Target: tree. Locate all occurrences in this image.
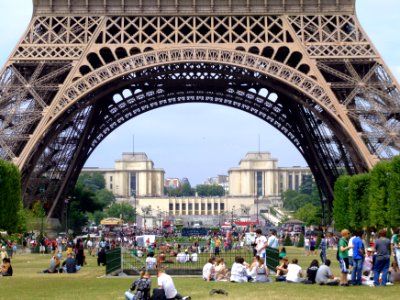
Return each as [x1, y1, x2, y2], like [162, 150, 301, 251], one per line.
[295, 203, 321, 226]
[333, 175, 351, 230]
[368, 160, 391, 230]
[283, 234, 293, 246]
[348, 173, 370, 231]
[77, 173, 105, 192]
[196, 184, 225, 196]
[0, 160, 23, 233]
[68, 201, 88, 235]
[282, 190, 309, 211]
[107, 202, 136, 223]
[94, 189, 115, 208]
[297, 233, 305, 247]
[388, 156, 400, 228]
[87, 210, 107, 225]
[181, 182, 195, 196]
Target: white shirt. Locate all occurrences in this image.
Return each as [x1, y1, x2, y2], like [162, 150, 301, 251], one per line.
[176, 252, 186, 263]
[255, 235, 268, 255]
[230, 263, 248, 282]
[146, 257, 157, 269]
[158, 273, 177, 299]
[286, 263, 303, 282]
[191, 253, 198, 262]
[267, 235, 279, 249]
[202, 262, 215, 281]
[348, 236, 355, 257]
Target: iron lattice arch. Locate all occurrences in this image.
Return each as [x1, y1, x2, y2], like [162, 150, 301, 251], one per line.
[0, 0, 399, 220]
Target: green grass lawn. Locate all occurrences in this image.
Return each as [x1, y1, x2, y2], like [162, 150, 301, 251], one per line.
[1, 247, 399, 299]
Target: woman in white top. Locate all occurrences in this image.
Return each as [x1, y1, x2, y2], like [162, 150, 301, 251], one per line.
[230, 256, 249, 282]
[247, 256, 260, 282]
[215, 257, 230, 281]
[202, 257, 216, 281]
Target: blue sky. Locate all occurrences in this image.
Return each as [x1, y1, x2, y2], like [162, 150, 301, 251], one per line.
[0, 1, 399, 185]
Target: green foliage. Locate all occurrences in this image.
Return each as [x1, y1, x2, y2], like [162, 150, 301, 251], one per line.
[282, 181, 320, 212]
[294, 203, 321, 226]
[332, 175, 351, 231]
[282, 190, 309, 211]
[165, 182, 195, 197]
[388, 156, 400, 228]
[348, 173, 370, 230]
[88, 210, 107, 225]
[68, 201, 88, 235]
[94, 189, 116, 207]
[77, 173, 105, 192]
[297, 233, 304, 247]
[73, 184, 101, 213]
[106, 202, 136, 223]
[368, 160, 391, 229]
[196, 184, 225, 196]
[0, 160, 23, 233]
[283, 234, 293, 246]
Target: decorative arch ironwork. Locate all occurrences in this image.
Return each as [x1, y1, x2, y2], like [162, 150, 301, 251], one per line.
[20, 55, 368, 219]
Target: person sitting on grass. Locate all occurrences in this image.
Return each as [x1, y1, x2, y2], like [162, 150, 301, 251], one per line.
[230, 256, 249, 283]
[42, 254, 61, 273]
[304, 259, 319, 284]
[286, 258, 304, 283]
[155, 268, 191, 300]
[62, 252, 80, 273]
[315, 259, 339, 286]
[125, 270, 151, 300]
[275, 257, 289, 281]
[202, 256, 216, 281]
[389, 261, 400, 284]
[0, 257, 13, 276]
[146, 252, 157, 270]
[279, 247, 287, 259]
[254, 258, 271, 283]
[215, 257, 230, 281]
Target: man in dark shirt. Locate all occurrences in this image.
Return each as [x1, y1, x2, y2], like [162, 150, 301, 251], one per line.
[374, 229, 391, 286]
[62, 253, 79, 273]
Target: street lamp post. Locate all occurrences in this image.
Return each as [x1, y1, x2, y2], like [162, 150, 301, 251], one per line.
[231, 205, 235, 228]
[65, 197, 70, 236]
[131, 191, 136, 224]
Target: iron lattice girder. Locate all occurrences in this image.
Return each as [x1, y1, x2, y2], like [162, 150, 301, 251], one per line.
[33, 0, 356, 16]
[25, 62, 359, 218]
[0, 0, 398, 220]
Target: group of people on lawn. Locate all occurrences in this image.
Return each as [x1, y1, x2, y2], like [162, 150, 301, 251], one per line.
[200, 227, 400, 287]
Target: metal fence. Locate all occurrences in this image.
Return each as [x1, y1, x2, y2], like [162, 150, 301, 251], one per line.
[121, 245, 279, 276]
[106, 247, 122, 275]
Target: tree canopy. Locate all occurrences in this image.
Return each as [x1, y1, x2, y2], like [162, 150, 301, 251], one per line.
[0, 160, 23, 233]
[333, 155, 400, 231]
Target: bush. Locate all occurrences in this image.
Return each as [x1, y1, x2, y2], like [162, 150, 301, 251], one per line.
[283, 235, 293, 246]
[297, 233, 304, 248]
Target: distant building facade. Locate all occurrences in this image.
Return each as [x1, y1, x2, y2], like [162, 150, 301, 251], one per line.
[82, 152, 164, 198]
[82, 151, 312, 227]
[228, 152, 312, 198]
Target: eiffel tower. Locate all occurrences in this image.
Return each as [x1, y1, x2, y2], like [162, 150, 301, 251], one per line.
[0, 0, 399, 221]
